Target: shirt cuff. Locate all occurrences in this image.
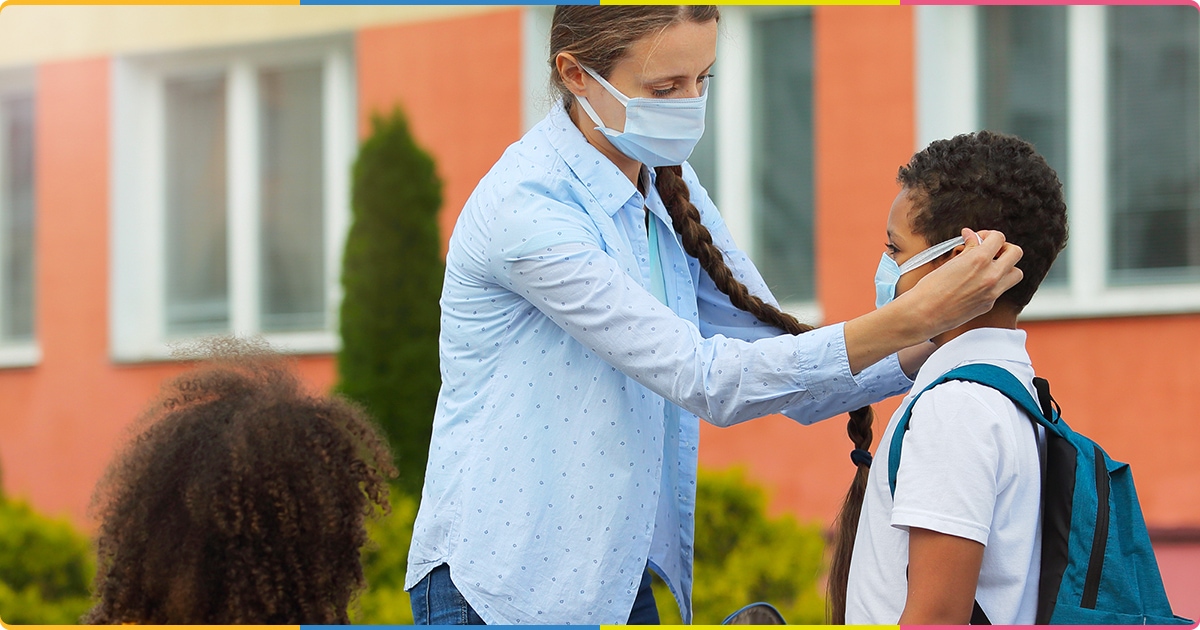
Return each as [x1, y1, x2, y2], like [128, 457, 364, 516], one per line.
[855, 351, 915, 400]
[793, 322, 860, 402]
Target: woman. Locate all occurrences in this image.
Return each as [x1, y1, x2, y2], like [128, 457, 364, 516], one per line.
[405, 6, 1023, 625]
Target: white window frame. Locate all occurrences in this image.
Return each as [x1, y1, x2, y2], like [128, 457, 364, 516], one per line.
[110, 36, 356, 362]
[917, 5, 1200, 320]
[712, 6, 822, 324]
[520, 6, 821, 324]
[0, 67, 39, 368]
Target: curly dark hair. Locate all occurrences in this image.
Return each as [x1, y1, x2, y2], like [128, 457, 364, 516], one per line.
[84, 340, 397, 625]
[897, 130, 1069, 310]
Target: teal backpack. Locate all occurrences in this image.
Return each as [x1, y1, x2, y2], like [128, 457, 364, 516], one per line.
[887, 363, 1192, 625]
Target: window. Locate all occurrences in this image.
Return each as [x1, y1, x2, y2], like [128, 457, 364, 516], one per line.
[0, 72, 37, 368]
[1107, 6, 1200, 285]
[750, 11, 815, 305]
[978, 6, 1070, 286]
[690, 7, 819, 320]
[112, 37, 355, 361]
[520, 7, 818, 321]
[919, 5, 1200, 319]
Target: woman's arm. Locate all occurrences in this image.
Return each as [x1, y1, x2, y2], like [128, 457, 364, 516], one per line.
[899, 528, 985, 625]
[844, 228, 1023, 374]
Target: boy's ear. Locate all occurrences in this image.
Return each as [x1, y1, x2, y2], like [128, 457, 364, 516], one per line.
[930, 245, 966, 270]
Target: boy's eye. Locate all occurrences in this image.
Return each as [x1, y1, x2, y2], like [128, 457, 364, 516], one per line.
[885, 242, 899, 256]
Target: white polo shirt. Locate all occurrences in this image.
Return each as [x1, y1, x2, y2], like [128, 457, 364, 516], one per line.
[845, 327, 1045, 624]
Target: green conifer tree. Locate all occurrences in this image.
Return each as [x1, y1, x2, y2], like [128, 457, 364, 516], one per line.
[338, 108, 443, 496]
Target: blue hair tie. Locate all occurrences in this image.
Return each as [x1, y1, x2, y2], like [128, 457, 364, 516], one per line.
[850, 448, 873, 468]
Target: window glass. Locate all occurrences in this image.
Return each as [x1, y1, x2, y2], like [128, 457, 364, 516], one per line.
[259, 65, 325, 332]
[752, 12, 815, 303]
[979, 6, 1070, 286]
[1108, 6, 1200, 283]
[164, 74, 229, 334]
[2, 94, 34, 342]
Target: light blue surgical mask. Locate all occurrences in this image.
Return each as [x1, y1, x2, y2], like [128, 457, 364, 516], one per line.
[874, 236, 966, 309]
[575, 64, 708, 167]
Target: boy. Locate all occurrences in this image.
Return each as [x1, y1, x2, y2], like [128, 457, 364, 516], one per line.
[843, 130, 1069, 624]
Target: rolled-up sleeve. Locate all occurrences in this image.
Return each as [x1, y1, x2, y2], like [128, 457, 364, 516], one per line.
[780, 325, 913, 425]
[501, 238, 909, 427]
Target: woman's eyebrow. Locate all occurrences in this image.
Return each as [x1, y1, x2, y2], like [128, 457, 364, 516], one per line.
[644, 59, 717, 83]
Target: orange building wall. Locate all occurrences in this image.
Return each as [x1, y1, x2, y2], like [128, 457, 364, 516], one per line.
[1023, 315, 1200, 527]
[357, 8, 523, 256]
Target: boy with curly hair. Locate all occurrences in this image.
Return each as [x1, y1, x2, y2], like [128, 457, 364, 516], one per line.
[85, 340, 397, 624]
[838, 131, 1069, 624]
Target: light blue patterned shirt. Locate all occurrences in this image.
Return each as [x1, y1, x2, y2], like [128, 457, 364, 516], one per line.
[405, 101, 913, 624]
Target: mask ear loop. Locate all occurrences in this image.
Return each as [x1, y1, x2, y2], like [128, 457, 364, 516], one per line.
[580, 65, 631, 106]
[897, 236, 967, 275]
[575, 65, 629, 134]
[575, 93, 612, 134]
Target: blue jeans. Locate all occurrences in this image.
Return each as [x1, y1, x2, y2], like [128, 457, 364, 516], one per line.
[410, 564, 487, 625]
[409, 563, 659, 625]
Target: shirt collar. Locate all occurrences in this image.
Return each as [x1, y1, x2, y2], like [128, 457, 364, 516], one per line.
[544, 99, 639, 216]
[911, 327, 1032, 394]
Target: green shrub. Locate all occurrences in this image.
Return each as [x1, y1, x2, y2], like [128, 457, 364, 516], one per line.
[0, 497, 94, 624]
[353, 490, 419, 625]
[338, 107, 444, 496]
[653, 466, 828, 624]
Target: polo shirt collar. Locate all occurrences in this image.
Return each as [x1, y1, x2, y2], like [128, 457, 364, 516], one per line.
[911, 327, 1032, 394]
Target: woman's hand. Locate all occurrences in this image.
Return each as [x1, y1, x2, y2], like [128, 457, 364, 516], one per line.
[844, 228, 1021, 375]
[896, 228, 1024, 338]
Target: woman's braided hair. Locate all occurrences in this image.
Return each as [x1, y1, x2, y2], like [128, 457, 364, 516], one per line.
[657, 163, 876, 625]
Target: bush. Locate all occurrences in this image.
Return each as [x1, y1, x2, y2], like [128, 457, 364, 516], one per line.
[653, 466, 827, 624]
[338, 107, 444, 496]
[0, 497, 94, 624]
[353, 490, 419, 625]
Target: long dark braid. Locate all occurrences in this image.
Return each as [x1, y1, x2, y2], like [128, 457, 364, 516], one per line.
[655, 165, 872, 624]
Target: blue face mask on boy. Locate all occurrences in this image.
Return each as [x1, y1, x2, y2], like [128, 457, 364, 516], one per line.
[874, 236, 966, 309]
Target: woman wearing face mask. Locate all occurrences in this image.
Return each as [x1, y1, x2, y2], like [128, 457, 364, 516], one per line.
[405, 6, 1023, 625]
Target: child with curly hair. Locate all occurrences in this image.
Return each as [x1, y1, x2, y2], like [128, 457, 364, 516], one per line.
[826, 130, 1069, 624]
[84, 341, 397, 624]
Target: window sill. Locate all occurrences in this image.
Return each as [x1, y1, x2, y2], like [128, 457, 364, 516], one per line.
[1021, 284, 1200, 321]
[0, 342, 41, 368]
[111, 330, 340, 364]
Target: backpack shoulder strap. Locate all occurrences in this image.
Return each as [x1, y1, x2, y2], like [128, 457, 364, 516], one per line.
[887, 363, 1058, 497]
